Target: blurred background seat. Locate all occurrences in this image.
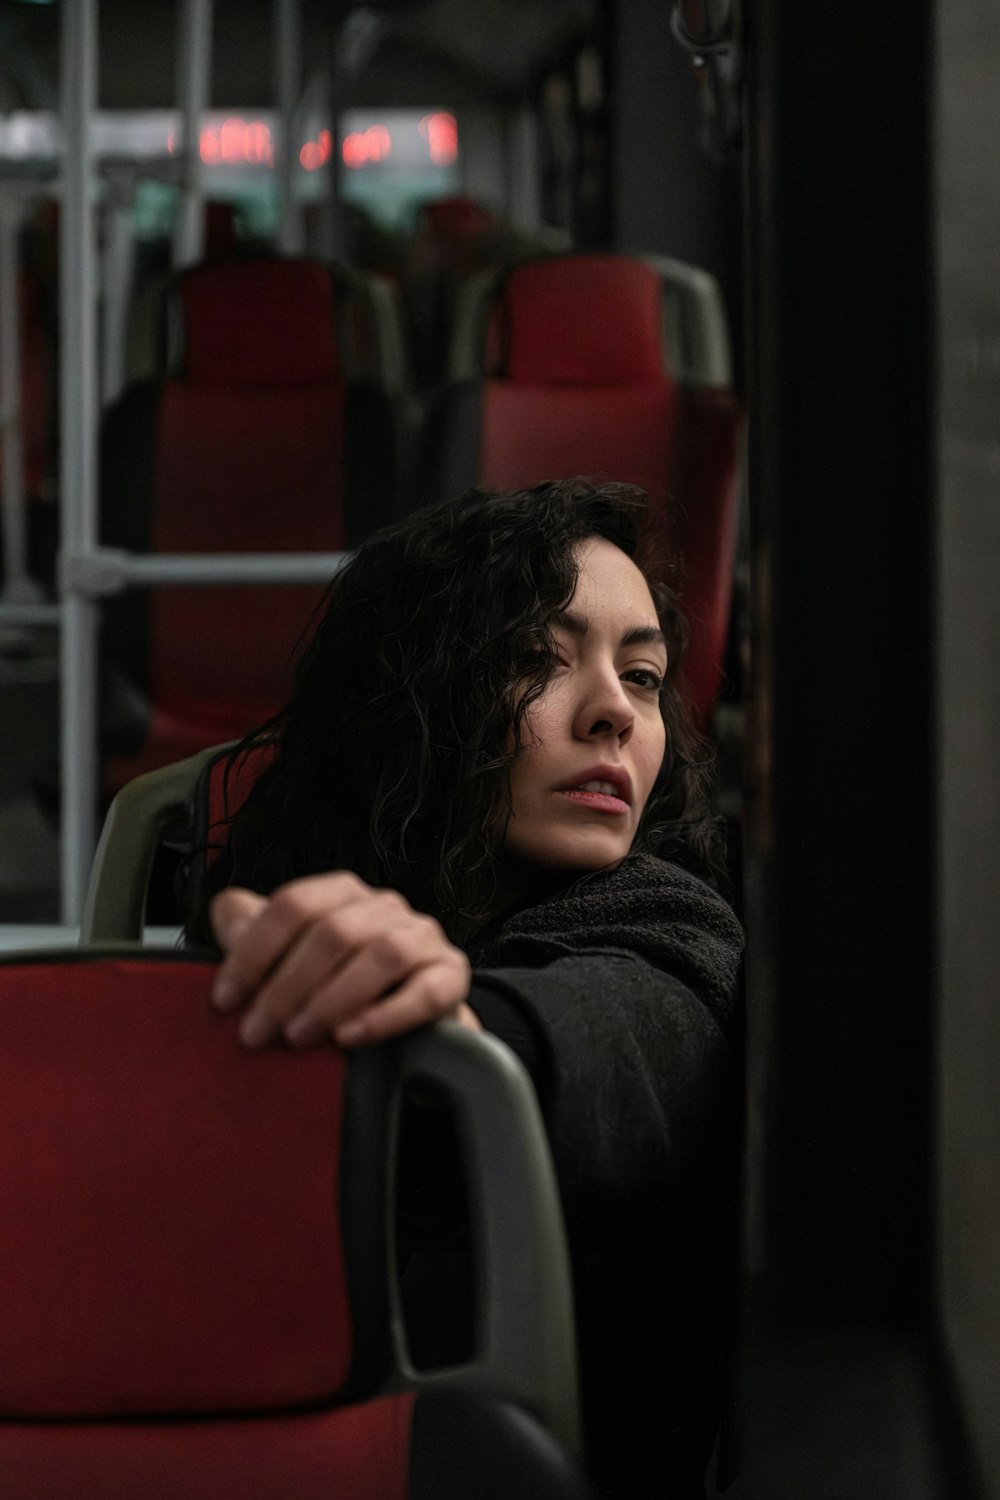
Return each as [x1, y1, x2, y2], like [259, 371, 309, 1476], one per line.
[99, 254, 409, 796]
[423, 252, 743, 729]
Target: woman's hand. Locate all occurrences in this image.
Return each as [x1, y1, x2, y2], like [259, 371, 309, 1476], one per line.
[209, 873, 480, 1050]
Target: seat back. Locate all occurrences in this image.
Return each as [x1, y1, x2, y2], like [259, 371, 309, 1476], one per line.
[0, 953, 355, 1419]
[0, 268, 53, 508]
[101, 257, 404, 790]
[202, 736, 277, 858]
[478, 256, 680, 507]
[0, 949, 582, 1495]
[432, 254, 743, 727]
[153, 259, 346, 735]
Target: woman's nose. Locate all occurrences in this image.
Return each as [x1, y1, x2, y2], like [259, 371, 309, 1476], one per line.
[575, 673, 634, 743]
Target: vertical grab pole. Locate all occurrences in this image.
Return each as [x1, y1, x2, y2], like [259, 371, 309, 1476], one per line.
[100, 170, 136, 408]
[0, 192, 34, 601]
[275, 0, 304, 254]
[59, 0, 100, 924]
[173, 0, 213, 268]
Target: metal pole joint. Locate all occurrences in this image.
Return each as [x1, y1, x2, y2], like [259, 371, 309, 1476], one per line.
[59, 547, 130, 598]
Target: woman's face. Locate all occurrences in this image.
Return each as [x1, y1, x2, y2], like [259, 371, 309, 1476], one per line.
[504, 537, 668, 872]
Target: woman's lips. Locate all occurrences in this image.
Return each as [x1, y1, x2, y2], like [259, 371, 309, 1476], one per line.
[558, 788, 630, 815]
[556, 769, 632, 816]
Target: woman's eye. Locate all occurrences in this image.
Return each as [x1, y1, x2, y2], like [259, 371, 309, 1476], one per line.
[623, 668, 664, 691]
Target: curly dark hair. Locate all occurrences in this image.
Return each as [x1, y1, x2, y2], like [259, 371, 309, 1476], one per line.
[191, 479, 723, 942]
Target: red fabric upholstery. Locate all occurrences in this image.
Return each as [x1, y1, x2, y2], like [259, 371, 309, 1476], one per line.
[103, 259, 349, 794]
[502, 257, 666, 385]
[149, 383, 343, 731]
[667, 388, 742, 726]
[206, 740, 276, 827]
[182, 258, 339, 388]
[103, 709, 245, 787]
[446, 254, 742, 727]
[480, 382, 678, 511]
[0, 959, 351, 1416]
[422, 196, 497, 240]
[0, 1396, 415, 1500]
[0, 951, 586, 1499]
[0, 271, 52, 502]
[202, 200, 241, 263]
[414, 196, 500, 277]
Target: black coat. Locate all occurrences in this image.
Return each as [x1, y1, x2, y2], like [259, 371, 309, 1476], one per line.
[401, 853, 745, 1500]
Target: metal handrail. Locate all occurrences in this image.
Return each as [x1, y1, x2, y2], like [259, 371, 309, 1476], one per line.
[61, 548, 349, 595]
[0, 602, 60, 626]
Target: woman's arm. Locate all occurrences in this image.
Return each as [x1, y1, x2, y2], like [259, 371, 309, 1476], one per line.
[461, 853, 745, 1221]
[209, 875, 482, 1048]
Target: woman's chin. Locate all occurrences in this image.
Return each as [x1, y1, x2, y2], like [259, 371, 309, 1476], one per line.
[503, 827, 634, 874]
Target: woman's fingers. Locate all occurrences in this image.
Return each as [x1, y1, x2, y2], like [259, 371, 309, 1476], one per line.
[209, 873, 369, 1013]
[276, 911, 460, 1046]
[240, 904, 448, 1049]
[287, 946, 473, 1049]
[208, 873, 473, 1051]
[209, 887, 268, 960]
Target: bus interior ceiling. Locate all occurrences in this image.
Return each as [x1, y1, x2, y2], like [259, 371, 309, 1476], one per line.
[1, 1, 999, 1498]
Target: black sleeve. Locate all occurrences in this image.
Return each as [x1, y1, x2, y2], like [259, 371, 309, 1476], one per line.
[465, 981, 551, 1092]
[459, 861, 744, 1495]
[467, 950, 738, 1239]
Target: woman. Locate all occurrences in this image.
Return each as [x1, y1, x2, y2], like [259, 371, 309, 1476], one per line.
[192, 479, 743, 1499]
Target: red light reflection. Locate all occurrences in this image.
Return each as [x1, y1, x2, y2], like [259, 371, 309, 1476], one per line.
[419, 112, 458, 165]
[341, 124, 394, 169]
[166, 119, 274, 166]
[299, 129, 332, 171]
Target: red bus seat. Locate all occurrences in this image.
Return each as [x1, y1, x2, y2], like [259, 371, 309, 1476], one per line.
[426, 254, 743, 728]
[0, 949, 588, 1499]
[0, 269, 53, 508]
[100, 256, 406, 794]
[82, 739, 272, 943]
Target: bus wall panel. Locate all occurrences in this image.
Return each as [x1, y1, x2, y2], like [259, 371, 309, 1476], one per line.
[936, 1, 1000, 1494]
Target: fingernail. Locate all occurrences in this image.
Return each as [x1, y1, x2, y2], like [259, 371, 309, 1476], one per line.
[239, 1011, 273, 1049]
[336, 1019, 366, 1046]
[212, 974, 242, 1011]
[284, 1014, 324, 1048]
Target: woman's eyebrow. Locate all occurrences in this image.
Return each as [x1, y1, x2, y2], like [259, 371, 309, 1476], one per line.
[622, 624, 668, 650]
[552, 608, 666, 650]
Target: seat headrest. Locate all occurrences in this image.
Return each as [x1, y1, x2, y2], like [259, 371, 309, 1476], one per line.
[421, 195, 497, 239]
[202, 200, 240, 262]
[180, 259, 340, 388]
[501, 257, 666, 386]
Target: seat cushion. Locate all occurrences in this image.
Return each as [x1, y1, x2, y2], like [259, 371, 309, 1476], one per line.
[0, 1394, 415, 1500]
